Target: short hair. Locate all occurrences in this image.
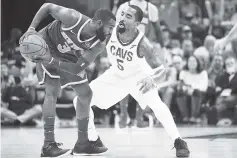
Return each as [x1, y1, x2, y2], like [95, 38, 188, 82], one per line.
[93, 8, 116, 24]
[129, 5, 143, 22]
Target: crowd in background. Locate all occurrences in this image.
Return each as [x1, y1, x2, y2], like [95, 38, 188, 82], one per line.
[1, 0, 237, 128]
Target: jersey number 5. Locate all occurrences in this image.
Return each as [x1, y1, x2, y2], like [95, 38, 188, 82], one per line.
[117, 59, 124, 71]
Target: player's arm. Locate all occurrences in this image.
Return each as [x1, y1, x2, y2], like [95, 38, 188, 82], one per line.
[140, 36, 166, 83]
[137, 36, 166, 93]
[214, 22, 237, 54]
[48, 41, 105, 75]
[222, 22, 237, 44]
[28, 3, 79, 30]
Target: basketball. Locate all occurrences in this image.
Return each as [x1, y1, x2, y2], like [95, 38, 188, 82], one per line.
[20, 34, 48, 60]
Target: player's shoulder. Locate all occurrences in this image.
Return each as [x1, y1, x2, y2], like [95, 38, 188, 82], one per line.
[137, 35, 153, 57]
[139, 36, 153, 50]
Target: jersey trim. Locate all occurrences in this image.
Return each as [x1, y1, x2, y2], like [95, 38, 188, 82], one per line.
[116, 28, 139, 46]
[77, 19, 96, 43]
[89, 39, 100, 49]
[137, 35, 145, 58]
[61, 13, 82, 31]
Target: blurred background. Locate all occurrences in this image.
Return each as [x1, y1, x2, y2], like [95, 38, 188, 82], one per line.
[1, 0, 237, 128]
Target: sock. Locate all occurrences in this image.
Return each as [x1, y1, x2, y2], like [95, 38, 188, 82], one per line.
[43, 117, 55, 146]
[77, 117, 89, 144]
[149, 98, 181, 141]
[88, 108, 99, 141]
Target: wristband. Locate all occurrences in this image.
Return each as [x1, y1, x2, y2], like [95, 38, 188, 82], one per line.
[152, 65, 165, 73]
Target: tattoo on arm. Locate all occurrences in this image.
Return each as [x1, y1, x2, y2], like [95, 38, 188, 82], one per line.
[139, 37, 164, 69]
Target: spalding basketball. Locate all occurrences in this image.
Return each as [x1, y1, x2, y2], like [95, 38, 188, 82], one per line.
[20, 34, 47, 60]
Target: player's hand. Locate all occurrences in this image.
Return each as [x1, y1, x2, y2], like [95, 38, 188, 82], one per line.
[214, 37, 228, 54]
[137, 76, 157, 94]
[29, 50, 52, 63]
[19, 27, 39, 44]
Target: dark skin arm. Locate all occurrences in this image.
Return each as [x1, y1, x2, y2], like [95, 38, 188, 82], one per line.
[29, 3, 80, 29]
[20, 3, 80, 43]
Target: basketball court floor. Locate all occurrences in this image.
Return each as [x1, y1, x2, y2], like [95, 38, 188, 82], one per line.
[1, 126, 237, 158]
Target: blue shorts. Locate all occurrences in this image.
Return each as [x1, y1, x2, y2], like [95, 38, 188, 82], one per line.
[36, 28, 88, 89]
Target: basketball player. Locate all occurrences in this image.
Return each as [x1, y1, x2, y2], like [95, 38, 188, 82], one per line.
[214, 22, 237, 54]
[116, 0, 165, 128]
[74, 5, 190, 157]
[20, 3, 115, 157]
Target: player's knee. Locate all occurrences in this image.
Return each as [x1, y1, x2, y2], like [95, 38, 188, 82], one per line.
[81, 88, 93, 103]
[45, 86, 60, 99]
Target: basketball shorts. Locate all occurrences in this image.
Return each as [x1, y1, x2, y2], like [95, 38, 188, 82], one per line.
[36, 28, 88, 89]
[89, 68, 162, 110]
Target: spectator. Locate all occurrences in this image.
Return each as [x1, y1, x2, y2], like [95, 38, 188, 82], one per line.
[1, 63, 15, 92]
[158, 63, 178, 109]
[182, 39, 194, 60]
[205, 55, 225, 106]
[172, 55, 186, 78]
[208, 55, 225, 82]
[1, 77, 42, 126]
[170, 38, 181, 49]
[179, 0, 202, 26]
[208, 56, 237, 125]
[194, 35, 216, 70]
[161, 26, 171, 48]
[181, 25, 193, 41]
[176, 55, 208, 123]
[171, 48, 184, 57]
[1, 28, 22, 62]
[209, 14, 226, 39]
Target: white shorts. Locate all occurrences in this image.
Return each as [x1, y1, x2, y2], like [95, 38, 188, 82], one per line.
[89, 68, 162, 110]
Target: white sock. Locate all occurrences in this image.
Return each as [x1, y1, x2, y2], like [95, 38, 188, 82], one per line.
[73, 96, 99, 141]
[88, 108, 99, 141]
[150, 101, 181, 141]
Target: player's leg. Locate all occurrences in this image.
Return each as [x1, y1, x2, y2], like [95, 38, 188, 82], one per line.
[73, 69, 129, 141]
[71, 82, 108, 155]
[131, 89, 190, 157]
[119, 95, 129, 128]
[36, 64, 71, 158]
[58, 69, 111, 155]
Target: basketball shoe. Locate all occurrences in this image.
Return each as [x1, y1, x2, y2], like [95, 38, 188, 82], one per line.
[174, 138, 190, 157]
[40, 142, 71, 157]
[72, 140, 108, 156]
[90, 137, 108, 150]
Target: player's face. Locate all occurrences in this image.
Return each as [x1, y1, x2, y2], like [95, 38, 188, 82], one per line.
[118, 7, 138, 33]
[96, 19, 115, 41]
[103, 19, 116, 37]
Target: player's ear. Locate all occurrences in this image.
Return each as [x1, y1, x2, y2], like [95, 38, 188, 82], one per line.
[96, 20, 103, 28]
[135, 21, 140, 27]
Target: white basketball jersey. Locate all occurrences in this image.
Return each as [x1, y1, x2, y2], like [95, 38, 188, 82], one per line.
[106, 27, 153, 78]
